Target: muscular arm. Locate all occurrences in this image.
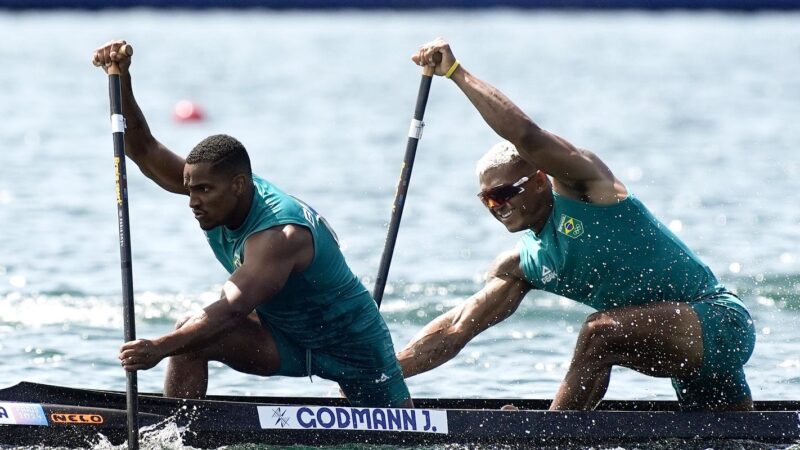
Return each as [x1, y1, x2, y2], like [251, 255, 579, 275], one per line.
[119, 73, 187, 194]
[450, 68, 623, 203]
[397, 249, 532, 378]
[120, 225, 313, 369]
[413, 39, 625, 204]
[93, 40, 186, 194]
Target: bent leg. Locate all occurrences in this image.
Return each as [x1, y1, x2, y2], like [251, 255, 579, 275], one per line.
[551, 302, 703, 410]
[164, 312, 281, 398]
[673, 298, 755, 411]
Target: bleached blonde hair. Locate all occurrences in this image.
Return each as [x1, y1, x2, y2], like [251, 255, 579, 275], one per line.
[475, 140, 523, 176]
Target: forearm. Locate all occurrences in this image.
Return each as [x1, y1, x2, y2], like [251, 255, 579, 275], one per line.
[93, 41, 185, 194]
[450, 66, 543, 148]
[397, 312, 470, 378]
[115, 72, 187, 193]
[398, 259, 531, 378]
[119, 72, 159, 163]
[153, 300, 242, 357]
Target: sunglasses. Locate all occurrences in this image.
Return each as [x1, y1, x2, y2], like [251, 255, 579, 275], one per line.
[477, 172, 537, 208]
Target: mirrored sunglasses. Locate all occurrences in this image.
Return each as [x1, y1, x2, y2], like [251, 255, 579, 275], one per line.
[477, 173, 536, 208]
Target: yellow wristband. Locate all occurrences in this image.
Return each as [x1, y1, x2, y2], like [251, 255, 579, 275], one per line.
[444, 59, 460, 79]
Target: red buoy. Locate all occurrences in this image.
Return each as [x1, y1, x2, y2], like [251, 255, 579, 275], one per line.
[173, 100, 205, 122]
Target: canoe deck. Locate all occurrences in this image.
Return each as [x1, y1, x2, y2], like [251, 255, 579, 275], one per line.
[1, 382, 799, 448]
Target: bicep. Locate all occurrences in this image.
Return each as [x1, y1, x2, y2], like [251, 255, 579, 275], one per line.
[223, 227, 309, 314]
[517, 128, 613, 187]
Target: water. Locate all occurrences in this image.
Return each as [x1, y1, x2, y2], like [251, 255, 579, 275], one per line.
[1, 8, 799, 449]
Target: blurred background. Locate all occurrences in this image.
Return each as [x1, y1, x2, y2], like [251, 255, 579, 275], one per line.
[0, 1, 798, 410]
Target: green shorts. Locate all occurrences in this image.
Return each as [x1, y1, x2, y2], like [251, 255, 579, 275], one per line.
[264, 321, 410, 408]
[671, 292, 755, 410]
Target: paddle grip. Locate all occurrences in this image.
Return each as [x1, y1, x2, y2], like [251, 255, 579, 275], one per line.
[422, 53, 443, 77]
[106, 44, 133, 76]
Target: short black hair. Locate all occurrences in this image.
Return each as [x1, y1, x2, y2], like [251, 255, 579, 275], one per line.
[186, 134, 252, 177]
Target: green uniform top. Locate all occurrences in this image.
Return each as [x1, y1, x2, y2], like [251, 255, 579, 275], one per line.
[205, 175, 380, 349]
[518, 191, 745, 311]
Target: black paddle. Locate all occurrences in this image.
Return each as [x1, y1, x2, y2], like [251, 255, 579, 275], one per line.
[373, 58, 439, 307]
[105, 44, 139, 450]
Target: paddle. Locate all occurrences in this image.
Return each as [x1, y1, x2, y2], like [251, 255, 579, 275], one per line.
[372, 56, 439, 307]
[104, 44, 139, 450]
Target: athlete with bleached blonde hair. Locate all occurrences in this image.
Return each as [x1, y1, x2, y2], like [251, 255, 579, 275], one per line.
[397, 38, 755, 412]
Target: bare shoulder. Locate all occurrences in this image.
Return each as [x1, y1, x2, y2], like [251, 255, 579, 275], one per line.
[554, 148, 628, 205]
[486, 248, 525, 282]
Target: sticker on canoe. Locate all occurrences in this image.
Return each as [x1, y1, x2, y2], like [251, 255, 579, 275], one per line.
[0, 402, 48, 426]
[50, 413, 104, 425]
[257, 406, 448, 434]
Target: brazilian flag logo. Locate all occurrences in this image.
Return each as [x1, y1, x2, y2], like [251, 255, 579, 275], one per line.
[558, 214, 584, 239]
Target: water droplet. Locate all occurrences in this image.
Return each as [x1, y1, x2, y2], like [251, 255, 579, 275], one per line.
[626, 166, 643, 181]
[9, 275, 26, 288]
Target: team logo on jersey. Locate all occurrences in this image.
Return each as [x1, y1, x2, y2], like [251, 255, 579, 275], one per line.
[541, 265, 557, 284]
[374, 373, 390, 383]
[233, 253, 242, 269]
[558, 214, 584, 238]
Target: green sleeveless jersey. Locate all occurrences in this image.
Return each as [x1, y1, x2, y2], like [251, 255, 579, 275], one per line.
[518, 191, 745, 311]
[205, 175, 385, 348]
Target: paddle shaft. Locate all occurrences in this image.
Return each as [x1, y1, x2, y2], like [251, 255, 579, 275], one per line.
[373, 64, 436, 307]
[107, 45, 139, 450]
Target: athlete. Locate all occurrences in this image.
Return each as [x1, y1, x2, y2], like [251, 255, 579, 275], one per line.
[397, 38, 755, 411]
[93, 40, 411, 407]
